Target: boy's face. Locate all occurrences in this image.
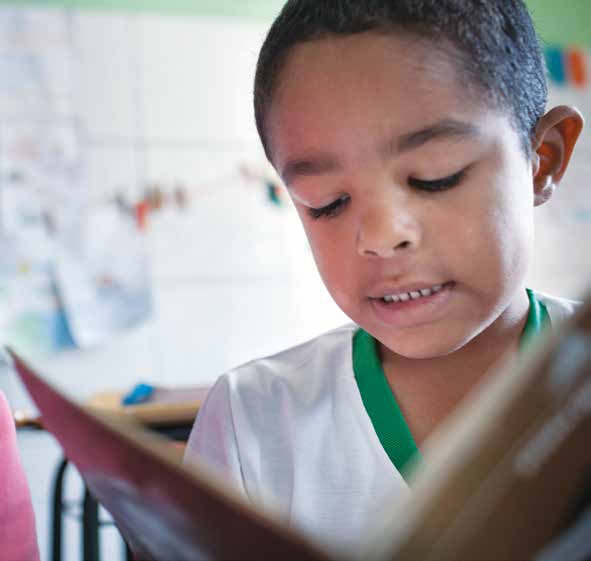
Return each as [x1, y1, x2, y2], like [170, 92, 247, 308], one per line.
[267, 32, 535, 359]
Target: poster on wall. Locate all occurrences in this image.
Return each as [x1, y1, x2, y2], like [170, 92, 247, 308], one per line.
[0, 7, 152, 354]
[0, 120, 80, 354]
[54, 205, 153, 349]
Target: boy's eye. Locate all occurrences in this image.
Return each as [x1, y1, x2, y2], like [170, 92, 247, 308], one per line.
[408, 168, 467, 191]
[305, 168, 466, 220]
[307, 194, 351, 220]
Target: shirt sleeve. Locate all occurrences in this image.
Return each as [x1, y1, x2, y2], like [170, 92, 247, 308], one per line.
[182, 375, 248, 500]
[0, 391, 40, 561]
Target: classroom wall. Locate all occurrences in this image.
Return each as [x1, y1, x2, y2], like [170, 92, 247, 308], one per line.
[0, 3, 589, 561]
[0, 6, 350, 396]
[1, 8, 348, 560]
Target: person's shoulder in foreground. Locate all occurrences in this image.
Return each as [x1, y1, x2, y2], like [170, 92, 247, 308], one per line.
[0, 390, 40, 561]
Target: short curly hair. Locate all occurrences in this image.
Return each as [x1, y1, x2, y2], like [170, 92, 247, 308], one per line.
[254, 0, 547, 159]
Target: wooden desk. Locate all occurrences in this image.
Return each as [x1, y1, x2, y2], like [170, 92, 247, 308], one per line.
[15, 386, 207, 430]
[87, 389, 204, 427]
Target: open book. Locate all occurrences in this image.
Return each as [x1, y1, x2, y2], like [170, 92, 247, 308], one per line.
[7, 292, 591, 561]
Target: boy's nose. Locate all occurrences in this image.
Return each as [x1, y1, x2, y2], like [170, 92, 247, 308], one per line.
[356, 197, 421, 259]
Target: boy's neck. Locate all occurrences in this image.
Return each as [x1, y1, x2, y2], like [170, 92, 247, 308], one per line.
[378, 288, 530, 444]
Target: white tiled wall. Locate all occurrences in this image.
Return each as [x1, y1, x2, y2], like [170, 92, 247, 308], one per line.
[2, 6, 590, 561]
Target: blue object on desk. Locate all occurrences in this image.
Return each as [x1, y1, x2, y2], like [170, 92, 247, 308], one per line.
[122, 383, 154, 405]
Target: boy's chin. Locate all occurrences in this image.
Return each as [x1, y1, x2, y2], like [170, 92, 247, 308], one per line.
[378, 331, 470, 361]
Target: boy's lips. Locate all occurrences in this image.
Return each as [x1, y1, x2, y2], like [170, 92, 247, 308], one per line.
[368, 281, 449, 302]
[367, 281, 456, 328]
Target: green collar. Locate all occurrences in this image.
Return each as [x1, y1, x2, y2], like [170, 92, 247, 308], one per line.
[353, 327, 421, 480]
[352, 288, 551, 481]
[521, 288, 551, 347]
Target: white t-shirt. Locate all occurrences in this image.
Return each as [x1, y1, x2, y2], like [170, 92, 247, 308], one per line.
[183, 290, 578, 557]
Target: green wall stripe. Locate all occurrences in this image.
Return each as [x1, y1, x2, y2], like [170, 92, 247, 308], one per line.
[1, 0, 283, 20]
[1, 0, 590, 46]
[527, 0, 591, 48]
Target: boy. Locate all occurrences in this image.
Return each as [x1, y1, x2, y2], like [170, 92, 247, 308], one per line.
[184, 0, 583, 556]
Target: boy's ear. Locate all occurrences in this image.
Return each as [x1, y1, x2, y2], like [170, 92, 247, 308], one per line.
[531, 105, 584, 206]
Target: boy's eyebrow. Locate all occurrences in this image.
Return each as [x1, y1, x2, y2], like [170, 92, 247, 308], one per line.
[281, 119, 481, 185]
[392, 118, 482, 154]
[281, 156, 340, 186]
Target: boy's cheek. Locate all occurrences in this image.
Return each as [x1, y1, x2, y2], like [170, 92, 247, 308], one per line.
[312, 251, 360, 300]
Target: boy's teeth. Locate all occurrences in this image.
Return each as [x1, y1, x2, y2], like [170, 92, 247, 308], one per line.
[381, 283, 444, 303]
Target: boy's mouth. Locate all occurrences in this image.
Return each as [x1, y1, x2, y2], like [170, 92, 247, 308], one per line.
[367, 281, 456, 328]
[370, 281, 454, 304]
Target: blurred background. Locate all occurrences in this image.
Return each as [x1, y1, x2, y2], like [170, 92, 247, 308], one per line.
[0, 1, 589, 559]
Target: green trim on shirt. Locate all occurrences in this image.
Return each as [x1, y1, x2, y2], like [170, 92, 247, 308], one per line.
[353, 328, 422, 480]
[352, 288, 551, 482]
[522, 288, 551, 347]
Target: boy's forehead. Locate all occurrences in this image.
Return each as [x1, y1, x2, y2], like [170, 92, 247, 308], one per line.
[268, 32, 491, 165]
[276, 32, 465, 97]
[270, 32, 487, 134]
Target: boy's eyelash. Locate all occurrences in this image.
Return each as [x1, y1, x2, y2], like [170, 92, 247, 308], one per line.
[308, 195, 351, 220]
[306, 168, 467, 220]
[408, 168, 467, 191]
